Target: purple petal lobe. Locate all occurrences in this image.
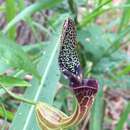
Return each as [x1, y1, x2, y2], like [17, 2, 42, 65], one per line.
[72, 78, 98, 111]
[82, 78, 98, 91]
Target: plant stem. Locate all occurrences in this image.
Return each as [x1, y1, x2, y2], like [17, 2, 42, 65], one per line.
[1, 104, 7, 130]
[67, 0, 78, 24]
[1, 85, 36, 105]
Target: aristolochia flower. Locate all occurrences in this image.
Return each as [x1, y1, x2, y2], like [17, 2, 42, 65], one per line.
[35, 18, 98, 130]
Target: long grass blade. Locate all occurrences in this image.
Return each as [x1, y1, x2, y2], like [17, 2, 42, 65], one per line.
[5, 0, 16, 39]
[115, 102, 130, 130]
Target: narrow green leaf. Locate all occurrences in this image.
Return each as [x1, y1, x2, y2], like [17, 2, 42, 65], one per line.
[3, 0, 63, 34]
[5, 0, 16, 39]
[118, 0, 130, 32]
[115, 102, 130, 130]
[117, 65, 130, 77]
[79, 0, 111, 28]
[0, 37, 40, 79]
[10, 31, 61, 130]
[17, 0, 25, 11]
[0, 60, 10, 73]
[107, 26, 130, 54]
[0, 106, 14, 121]
[0, 75, 30, 87]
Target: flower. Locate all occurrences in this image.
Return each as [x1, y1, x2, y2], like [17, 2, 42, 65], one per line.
[35, 18, 98, 130]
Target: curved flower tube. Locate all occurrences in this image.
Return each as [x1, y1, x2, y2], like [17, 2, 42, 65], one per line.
[35, 18, 98, 130]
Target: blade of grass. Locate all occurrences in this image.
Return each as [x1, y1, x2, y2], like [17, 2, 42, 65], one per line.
[107, 25, 130, 55]
[32, 21, 51, 37]
[0, 104, 8, 130]
[0, 75, 30, 87]
[10, 30, 61, 130]
[3, 0, 63, 34]
[17, 0, 25, 11]
[79, 0, 112, 28]
[115, 102, 130, 130]
[0, 104, 14, 121]
[5, 0, 16, 39]
[117, 65, 130, 77]
[118, 0, 130, 32]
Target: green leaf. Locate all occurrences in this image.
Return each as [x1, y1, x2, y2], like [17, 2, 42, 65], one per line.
[0, 105, 14, 121]
[10, 30, 62, 130]
[117, 65, 130, 77]
[107, 26, 130, 54]
[5, 0, 16, 39]
[78, 0, 112, 28]
[22, 43, 44, 60]
[115, 102, 130, 130]
[0, 75, 30, 87]
[93, 50, 130, 74]
[3, 0, 63, 34]
[118, 0, 130, 32]
[0, 36, 40, 79]
[0, 60, 10, 73]
[78, 24, 110, 62]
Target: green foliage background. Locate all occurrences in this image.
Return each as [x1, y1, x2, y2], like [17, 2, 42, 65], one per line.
[0, 0, 130, 130]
